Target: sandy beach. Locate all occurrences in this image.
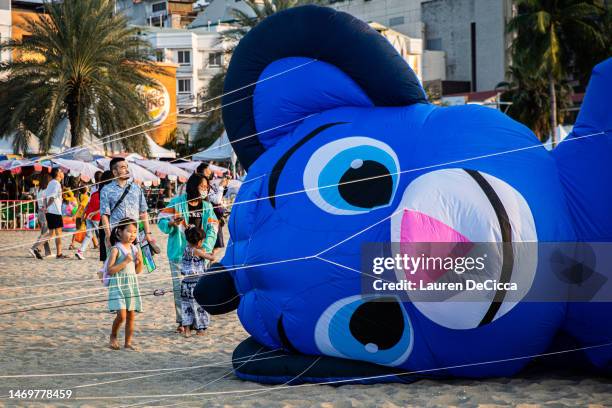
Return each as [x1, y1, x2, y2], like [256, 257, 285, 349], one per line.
[0, 227, 610, 407]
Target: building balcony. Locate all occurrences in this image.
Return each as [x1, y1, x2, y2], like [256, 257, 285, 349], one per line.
[197, 65, 222, 77]
[177, 93, 197, 107]
[177, 64, 193, 73]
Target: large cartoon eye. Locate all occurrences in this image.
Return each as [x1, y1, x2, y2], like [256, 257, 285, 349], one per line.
[304, 137, 400, 215]
[314, 296, 413, 366]
[390, 168, 538, 330]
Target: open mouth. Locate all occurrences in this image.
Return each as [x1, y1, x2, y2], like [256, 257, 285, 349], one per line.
[390, 168, 538, 329]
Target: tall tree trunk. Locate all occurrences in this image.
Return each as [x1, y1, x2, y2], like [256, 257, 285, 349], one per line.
[67, 97, 80, 148]
[66, 84, 84, 148]
[549, 70, 557, 148]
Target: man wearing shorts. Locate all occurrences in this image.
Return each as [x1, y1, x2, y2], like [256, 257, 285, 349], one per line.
[38, 167, 68, 259]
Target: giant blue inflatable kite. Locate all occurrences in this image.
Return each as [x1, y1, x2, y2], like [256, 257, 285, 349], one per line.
[195, 6, 612, 384]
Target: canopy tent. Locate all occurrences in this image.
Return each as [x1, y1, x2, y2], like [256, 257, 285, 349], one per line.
[145, 134, 176, 159]
[134, 159, 189, 183]
[174, 160, 229, 176]
[0, 119, 175, 159]
[95, 158, 160, 187]
[192, 131, 237, 163]
[0, 159, 51, 175]
[52, 158, 101, 182]
[0, 118, 105, 157]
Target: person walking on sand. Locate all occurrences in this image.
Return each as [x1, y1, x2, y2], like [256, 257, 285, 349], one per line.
[76, 171, 113, 260]
[180, 226, 215, 337]
[100, 157, 154, 262]
[106, 218, 143, 350]
[34, 167, 68, 259]
[29, 174, 52, 259]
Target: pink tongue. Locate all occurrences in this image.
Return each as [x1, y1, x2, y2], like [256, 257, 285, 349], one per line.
[401, 210, 471, 243]
[400, 210, 472, 283]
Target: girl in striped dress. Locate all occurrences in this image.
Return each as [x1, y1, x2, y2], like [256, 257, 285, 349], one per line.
[107, 218, 143, 350]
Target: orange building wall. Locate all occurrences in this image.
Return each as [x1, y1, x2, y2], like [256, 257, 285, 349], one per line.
[11, 8, 45, 61]
[11, 8, 39, 40]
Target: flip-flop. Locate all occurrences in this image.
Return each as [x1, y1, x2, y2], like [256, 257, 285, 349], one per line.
[109, 342, 120, 350]
[124, 344, 139, 351]
[56, 254, 70, 259]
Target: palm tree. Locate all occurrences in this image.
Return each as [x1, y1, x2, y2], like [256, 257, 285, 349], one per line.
[497, 66, 572, 141]
[0, 0, 164, 154]
[507, 0, 609, 147]
[193, 0, 320, 149]
[192, 71, 225, 151]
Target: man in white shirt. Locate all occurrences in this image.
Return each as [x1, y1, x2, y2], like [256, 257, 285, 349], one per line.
[34, 167, 67, 259]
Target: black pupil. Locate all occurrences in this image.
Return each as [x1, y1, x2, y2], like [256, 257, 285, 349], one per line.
[349, 298, 405, 350]
[338, 160, 392, 209]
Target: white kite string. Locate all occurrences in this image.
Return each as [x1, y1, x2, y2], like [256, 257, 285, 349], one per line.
[121, 346, 269, 408]
[0, 348, 280, 379]
[0, 207, 406, 311]
[67, 340, 612, 401]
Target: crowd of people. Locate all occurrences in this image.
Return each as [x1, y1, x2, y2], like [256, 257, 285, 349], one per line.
[26, 158, 232, 350]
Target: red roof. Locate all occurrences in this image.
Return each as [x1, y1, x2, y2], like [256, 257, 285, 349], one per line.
[445, 90, 500, 102]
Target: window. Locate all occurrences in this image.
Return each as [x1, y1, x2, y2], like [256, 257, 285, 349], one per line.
[177, 50, 191, 65]
[152, 2, 166, 13]
[178, 79, 192, 94]
[148, 15, 165, 27]
[389, 16, 405, 27]
[427, 38, 442, 51]
[208, 52, 222, 67]
[155, 49, 164, 62]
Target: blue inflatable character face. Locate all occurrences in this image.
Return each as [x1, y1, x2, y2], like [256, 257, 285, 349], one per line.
[195, 6, 612, 383]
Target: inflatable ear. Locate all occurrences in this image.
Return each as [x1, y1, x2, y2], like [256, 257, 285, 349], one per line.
[554, 57, 612, 373]
[222, 5, 427, 170]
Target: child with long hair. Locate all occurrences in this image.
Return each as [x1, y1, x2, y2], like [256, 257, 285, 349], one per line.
[107, 218, 143, 350]
[181, 226, 215, 337]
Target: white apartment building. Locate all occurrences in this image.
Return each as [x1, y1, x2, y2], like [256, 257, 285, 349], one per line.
[144, 25, 227, 111]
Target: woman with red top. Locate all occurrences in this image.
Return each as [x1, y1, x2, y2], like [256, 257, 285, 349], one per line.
[76, 171, 112, 260]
